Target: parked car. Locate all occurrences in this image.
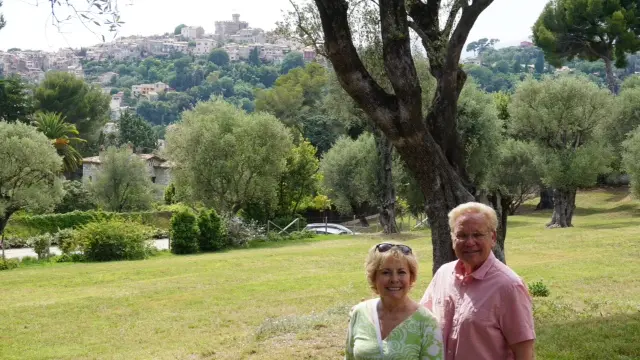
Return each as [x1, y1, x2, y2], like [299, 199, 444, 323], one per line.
[305, 223, 355, 235]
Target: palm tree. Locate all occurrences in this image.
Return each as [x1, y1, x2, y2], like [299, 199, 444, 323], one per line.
[32, 112, 86, 174]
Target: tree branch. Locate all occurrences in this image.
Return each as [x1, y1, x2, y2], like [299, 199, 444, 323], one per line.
[379, 0, 423, 131]
[313, 0, 400, 139]
[448, 0, 494, 69]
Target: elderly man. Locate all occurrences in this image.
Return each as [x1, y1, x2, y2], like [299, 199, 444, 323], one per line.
[420, 202, 535, 360]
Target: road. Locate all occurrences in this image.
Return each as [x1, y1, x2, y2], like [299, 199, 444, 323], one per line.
[1, 238, 170, 260]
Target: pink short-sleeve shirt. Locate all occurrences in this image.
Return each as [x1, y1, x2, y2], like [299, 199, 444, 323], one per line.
[420, 252, 535, 360]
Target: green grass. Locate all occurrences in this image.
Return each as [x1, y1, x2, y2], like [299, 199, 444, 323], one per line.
[1, 189, 640, 359]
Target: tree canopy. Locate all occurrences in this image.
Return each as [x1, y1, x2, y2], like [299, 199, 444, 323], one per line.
[533, 0, 640, 93]
[117, 110, 158, 153]
[166, 99, 294, 213]
[0, 121, 64, 235]
[90, 146, 154, 212]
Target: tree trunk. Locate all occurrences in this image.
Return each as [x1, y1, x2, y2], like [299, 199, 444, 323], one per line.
[536, 188, 554, 210]
[394, 132, 475, 274]
[373, 129, 399, 234]
[546, 188, 577, 228]
[487, 191, 510, 264]
[603, 57, 618, 94]
[351, 203, 370, 228]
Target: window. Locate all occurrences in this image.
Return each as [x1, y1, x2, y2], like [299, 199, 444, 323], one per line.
[151, 176, 156, 183]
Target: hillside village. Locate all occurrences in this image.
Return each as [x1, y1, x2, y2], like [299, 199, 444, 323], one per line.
[0, 13, 318, 83]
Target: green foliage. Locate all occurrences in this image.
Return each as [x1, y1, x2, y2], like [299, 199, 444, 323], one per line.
[528, 280, 551, 297]
[117, 110, 158, 153]
[54, 228, 78, 255]
[533, 0, 640, 91]
[90, 146, 154, 212]
[197, 208, 228, 252]
[170, 208, 199, 254]
[488, 140, 541, 214]
[281, 51, 305, 74]
[622, 127, 640, 198]
[74, 219, 154, 261]
[0, 258, 19, 271]
[0, 75, 33, 123]
[30, 233, 53, 260]
[164, 183, 176, 205]
[509, 75, 614, 190]
[598, 87, 640, 170]
[34, 71, 110, 152]
[55, 180, 96, 213]
[276, 140, 320, 216]
[248, 46, 261, 66]
[621, 75, 640, 91]
[7, 210, 172, 237]
[166, 99, 293, 213]
[32, 111, 86, 173]
[0, 121, 64, 235]
[209, 49, 230, 67]
[457, 80, 503, 189]
[320, 133, 377, 215]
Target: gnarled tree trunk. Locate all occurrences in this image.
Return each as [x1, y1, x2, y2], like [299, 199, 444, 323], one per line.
[313, 0, 494, 273]
[536, 188, 554, 210]
[546, 188, 577, 228]
[373, 129, 399, 234]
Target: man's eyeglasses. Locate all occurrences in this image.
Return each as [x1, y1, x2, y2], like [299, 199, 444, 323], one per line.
[453, 232, 489, 242]
[375, 243, 412, 255]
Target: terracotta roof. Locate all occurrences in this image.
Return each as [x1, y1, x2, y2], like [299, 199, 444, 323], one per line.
[82, 153, 168, 165]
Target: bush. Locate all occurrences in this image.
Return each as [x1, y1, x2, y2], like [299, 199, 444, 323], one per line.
[198, 209, 228, 252]
[164, 183, 176, 205]
[55, 180, 97, 213]
[0, 258, 20, 271]
[528, 280, 551, 297]
[6, 210, 173, 236]
[54, 253, 85, 263]
[170, 208, 199, 254]
[54, 228, 77, 252]
[74, 219, 154, 262]
[225, 216, 265, 248]
[30, 233, 53, 260]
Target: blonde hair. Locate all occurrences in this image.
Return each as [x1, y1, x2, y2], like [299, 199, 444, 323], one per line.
[365, 242, 418, 294]
[448, 202, 498, 232]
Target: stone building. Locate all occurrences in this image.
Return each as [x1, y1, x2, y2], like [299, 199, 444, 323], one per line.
[215, 13, 249, 36]
[82, 153, 172, 188]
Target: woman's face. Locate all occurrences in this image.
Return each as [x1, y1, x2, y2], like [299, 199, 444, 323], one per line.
[375, 255, 413, 302]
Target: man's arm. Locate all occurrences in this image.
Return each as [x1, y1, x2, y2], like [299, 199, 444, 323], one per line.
[510, 339, 535, 360]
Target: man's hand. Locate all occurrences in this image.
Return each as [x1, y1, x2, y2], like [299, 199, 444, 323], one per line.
[510, 339, 535, 360]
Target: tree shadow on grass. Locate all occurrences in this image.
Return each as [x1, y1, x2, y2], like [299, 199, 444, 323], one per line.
[578, 220, 640, 230]
[573, 204, 640, 216]
[536, 313, 640, 360]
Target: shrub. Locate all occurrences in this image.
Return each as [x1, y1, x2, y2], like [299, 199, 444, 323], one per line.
[54, 253, 85, 263]
[170, 208, 199, 254]
[198, 209, 228, 252]
[55, 180, 97, 213]
[30, 233, 53, 260]
[164, 183, 176, 205]
[6, 210, 173, 236]
[0, 259, 20, 271]
[528, 280, 551, 297]
[53, 228, 77, 252]
[74, 219, 154, 261]
[225, 216, 265, 248]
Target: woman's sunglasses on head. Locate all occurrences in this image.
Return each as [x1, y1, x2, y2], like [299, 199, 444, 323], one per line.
[375, 243, 412, 255]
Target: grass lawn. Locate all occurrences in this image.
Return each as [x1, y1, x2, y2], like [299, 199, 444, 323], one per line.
[1, 189, 639, 359]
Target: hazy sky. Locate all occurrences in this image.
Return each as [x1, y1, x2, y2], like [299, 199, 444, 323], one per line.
[0, 0, 549, 53]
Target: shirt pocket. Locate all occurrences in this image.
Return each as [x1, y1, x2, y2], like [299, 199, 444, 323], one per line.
[464, 303, 496, 328]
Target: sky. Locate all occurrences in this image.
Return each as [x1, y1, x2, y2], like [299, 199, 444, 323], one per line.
[0, 0, 549, 55]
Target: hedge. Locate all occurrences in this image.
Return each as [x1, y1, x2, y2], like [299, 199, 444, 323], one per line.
[5, 210, 172, 237]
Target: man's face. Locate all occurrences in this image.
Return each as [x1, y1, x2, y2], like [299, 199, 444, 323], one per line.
[451, 213, 496, 272]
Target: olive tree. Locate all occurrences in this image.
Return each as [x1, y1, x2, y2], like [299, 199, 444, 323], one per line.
[509, 75, 614, 228]
[0, 122, 64, 257]
[166, 99, 293, 213]
[320, 133, 378, 227]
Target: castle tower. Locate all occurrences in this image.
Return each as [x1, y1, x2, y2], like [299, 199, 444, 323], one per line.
[232, 13, 240, 23]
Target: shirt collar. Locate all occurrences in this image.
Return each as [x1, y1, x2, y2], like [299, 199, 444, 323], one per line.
[453, 252, 496, 280]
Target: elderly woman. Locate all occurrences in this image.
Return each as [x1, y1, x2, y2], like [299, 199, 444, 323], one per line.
[345, 242, 444, 360]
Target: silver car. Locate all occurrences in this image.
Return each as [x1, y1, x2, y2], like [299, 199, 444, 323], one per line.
[305, 223, 355, 235]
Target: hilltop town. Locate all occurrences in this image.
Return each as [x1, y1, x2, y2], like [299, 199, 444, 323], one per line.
[0, 13, 318, 84]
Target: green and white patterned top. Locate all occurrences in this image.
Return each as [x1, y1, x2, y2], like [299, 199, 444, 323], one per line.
[345, 298, 444, 360]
